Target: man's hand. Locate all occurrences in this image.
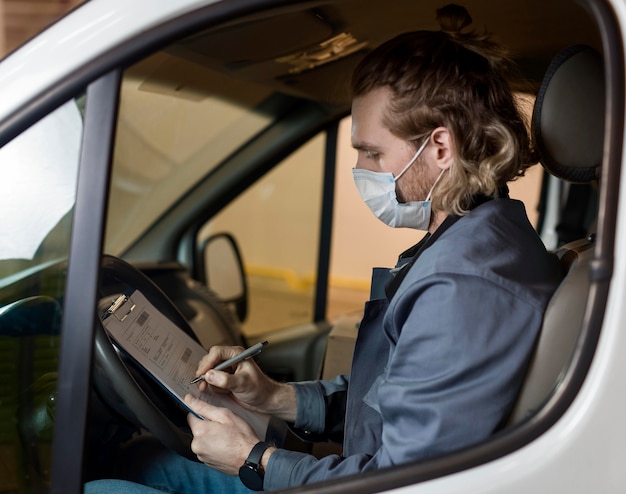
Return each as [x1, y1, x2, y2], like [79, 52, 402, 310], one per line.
[194, 345, 297, 422]
[185, 394, 261, 475]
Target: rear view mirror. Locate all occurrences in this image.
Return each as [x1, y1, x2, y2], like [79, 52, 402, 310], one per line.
[199, 233, 247, 322]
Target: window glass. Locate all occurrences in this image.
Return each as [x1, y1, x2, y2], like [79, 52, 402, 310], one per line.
[199, 133, 325, 337]
[105, 54, 273, 255]
[0, 100, 83, 492]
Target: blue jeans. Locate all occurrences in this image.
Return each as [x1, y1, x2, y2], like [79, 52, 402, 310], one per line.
[84, 437, 254, 494]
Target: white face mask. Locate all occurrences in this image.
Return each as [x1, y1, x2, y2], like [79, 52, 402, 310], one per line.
[352, 136, 445, 230]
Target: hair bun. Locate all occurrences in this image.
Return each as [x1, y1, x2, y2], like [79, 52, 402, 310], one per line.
[436, 4, 473, 34]
[433, 4, 510, 69]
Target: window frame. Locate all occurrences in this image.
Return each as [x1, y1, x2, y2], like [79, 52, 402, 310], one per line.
[49, 70, 122, 494]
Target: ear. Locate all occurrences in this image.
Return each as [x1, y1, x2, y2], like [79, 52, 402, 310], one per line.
[430, 127, 454, 171]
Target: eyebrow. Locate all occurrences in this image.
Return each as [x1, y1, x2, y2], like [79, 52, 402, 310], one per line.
[351, 140, 380, 151]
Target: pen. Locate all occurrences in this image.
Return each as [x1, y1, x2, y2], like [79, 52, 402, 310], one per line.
[190, 340, 268, 384]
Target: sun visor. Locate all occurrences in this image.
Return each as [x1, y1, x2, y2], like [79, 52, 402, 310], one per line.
[178, 11, 334, 66]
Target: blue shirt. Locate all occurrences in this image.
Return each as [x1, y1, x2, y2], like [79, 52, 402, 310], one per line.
[264, 198, 563, 490]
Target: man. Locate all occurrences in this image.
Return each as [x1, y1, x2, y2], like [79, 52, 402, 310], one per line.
[86, 4, 562, 493]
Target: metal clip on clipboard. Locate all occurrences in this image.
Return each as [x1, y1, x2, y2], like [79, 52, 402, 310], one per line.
[102, 291, 136, 322]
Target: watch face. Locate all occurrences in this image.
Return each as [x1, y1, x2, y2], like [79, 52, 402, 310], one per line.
[239, 463, 264, 491]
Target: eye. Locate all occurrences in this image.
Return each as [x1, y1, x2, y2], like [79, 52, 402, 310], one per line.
[365, 149, 379, 160]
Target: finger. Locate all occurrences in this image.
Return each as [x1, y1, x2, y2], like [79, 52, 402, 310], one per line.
[185, 394, 208, 425]
[184, 394, 234, 424]
[196, 345, 244, 376]
[185, 393, 212, 419]
[204, 363, 255, 393]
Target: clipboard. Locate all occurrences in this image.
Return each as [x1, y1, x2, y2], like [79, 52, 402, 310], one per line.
[100, 289, 270, 440]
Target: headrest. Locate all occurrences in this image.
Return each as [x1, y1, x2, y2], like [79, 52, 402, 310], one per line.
[532, 45, 605, 183]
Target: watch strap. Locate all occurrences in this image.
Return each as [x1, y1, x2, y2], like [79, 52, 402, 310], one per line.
[246, 441, 270, 466]
[239, 441, 271, 491]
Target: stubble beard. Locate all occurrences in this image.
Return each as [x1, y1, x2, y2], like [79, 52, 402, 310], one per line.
[395, 156, 437, 204]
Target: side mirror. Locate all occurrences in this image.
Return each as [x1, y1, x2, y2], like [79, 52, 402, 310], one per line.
[199, 233, 247, 323]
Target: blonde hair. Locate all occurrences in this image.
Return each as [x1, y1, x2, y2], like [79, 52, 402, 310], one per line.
[351, 4, 534, 215]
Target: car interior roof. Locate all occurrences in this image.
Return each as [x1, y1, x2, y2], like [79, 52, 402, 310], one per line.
[127, 0, 602, 109]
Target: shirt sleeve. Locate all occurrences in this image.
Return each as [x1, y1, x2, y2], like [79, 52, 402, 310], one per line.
[264, 448, 372, 491]
[289, 375, 349, 442]
[264, 273, 544, 491]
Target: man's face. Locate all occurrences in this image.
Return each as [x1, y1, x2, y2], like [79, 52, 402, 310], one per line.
[351, 87, 439, 203]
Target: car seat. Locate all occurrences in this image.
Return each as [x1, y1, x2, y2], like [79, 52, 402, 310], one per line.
[507, 45, 604, 424]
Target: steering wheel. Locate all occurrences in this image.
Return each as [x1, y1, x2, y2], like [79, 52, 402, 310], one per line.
[92, 254, 241, 460]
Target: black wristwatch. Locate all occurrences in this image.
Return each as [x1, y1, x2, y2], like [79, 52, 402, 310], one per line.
[239, 441, 271, 491]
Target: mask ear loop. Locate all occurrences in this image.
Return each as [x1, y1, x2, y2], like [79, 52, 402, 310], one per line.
[425, 168, 447, 202]
[394, 133, 433, 182]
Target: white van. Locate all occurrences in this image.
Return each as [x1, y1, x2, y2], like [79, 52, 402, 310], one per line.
[0, 0, 622, 492]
